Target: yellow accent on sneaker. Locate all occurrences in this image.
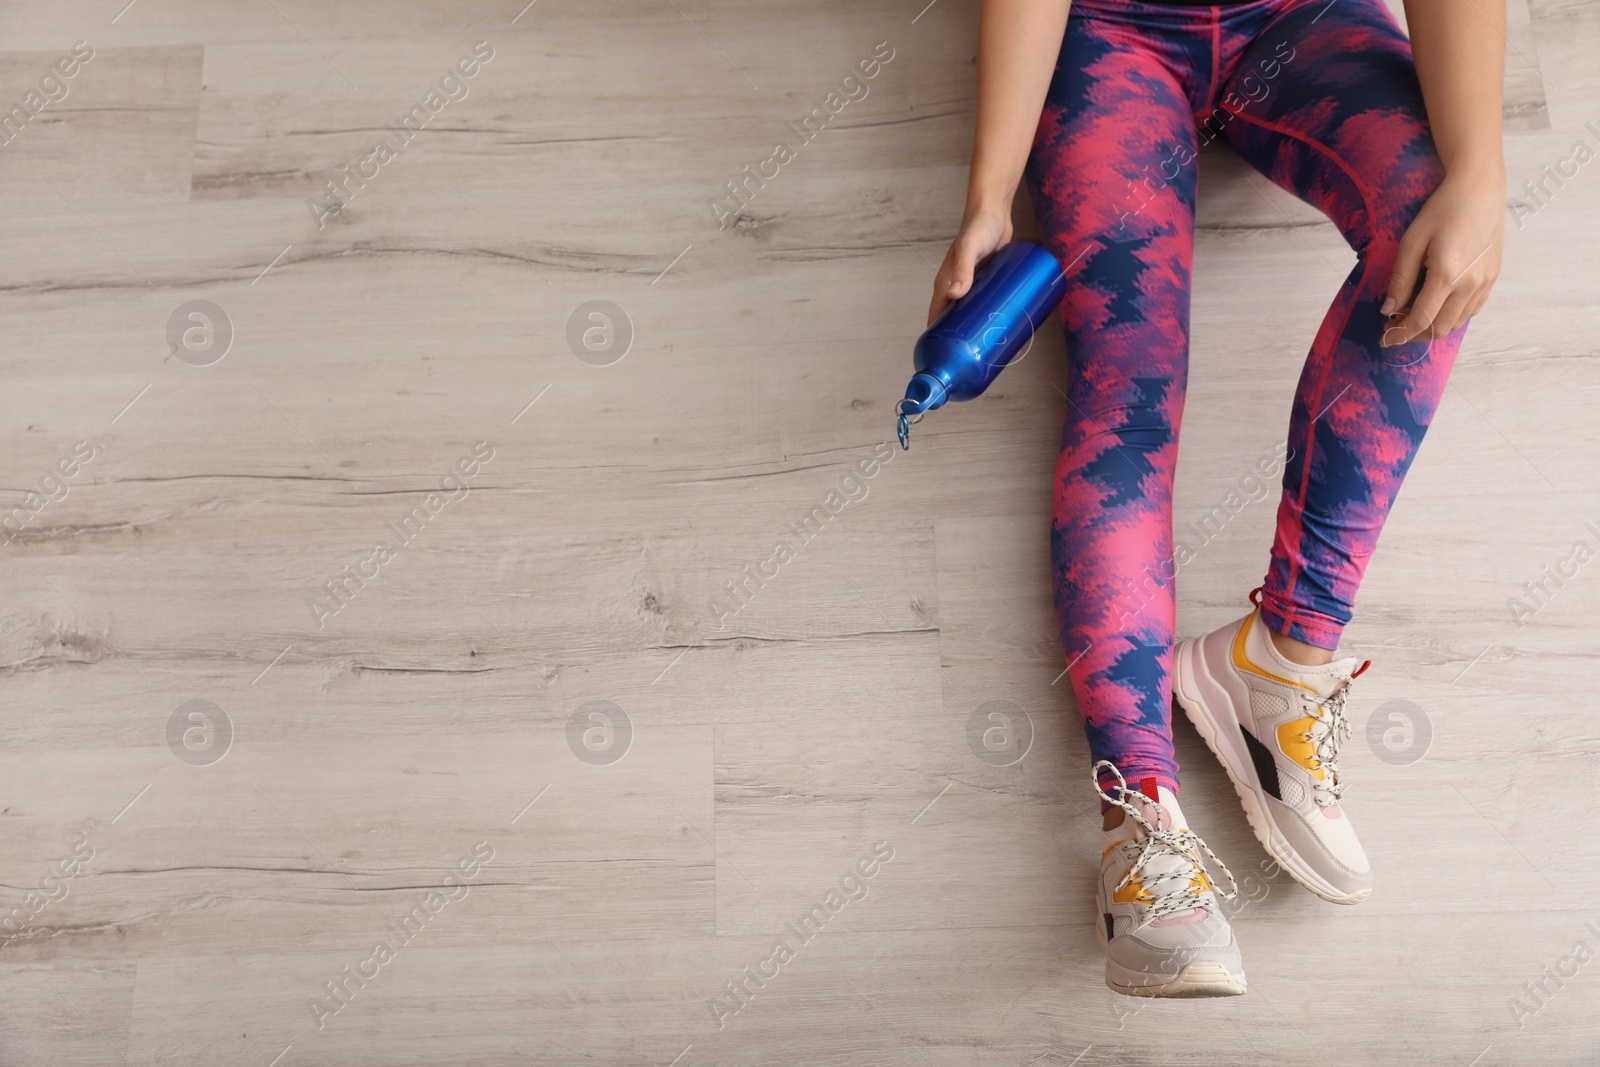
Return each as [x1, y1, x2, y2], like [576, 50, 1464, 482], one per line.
[1230, 612, 1318, 693]
[1113, 877, 1151, 905]
[1275, 717, 1327, 781]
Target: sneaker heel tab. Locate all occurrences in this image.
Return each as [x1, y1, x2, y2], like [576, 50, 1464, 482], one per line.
[1247, 586, 1264, 607]
[1352, 659, 1372, 678]
[1139, 776, 1161, 805]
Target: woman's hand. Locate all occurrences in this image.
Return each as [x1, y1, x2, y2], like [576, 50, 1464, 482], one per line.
[1380, 162, 1505, 346]
[927, 206, 1013, 325]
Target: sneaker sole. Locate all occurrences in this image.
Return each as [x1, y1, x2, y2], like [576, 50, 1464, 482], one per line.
[1095, 915, 1247, 997]
[1107, 960, 1247, 998]
[1172, 635, 1372, 906]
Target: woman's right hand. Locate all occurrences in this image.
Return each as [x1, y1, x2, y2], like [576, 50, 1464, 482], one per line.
[927, 206, 1013, 325]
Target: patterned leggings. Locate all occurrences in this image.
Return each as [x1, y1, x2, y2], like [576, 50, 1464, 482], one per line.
[1024, 0, 1465, 794]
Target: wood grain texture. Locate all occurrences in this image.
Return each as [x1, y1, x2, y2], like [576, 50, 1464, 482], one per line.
[1, 0, 1597, 1064]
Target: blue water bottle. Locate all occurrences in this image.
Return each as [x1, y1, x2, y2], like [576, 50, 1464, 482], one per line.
[896, 240, 1069, 449]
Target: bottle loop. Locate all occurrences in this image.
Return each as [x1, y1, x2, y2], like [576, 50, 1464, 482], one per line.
[895, 401, 924, 450]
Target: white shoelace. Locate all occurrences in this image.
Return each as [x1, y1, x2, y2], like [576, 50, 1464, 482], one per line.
[1092, 760, 1240, 918]
[1303, 674, 1357, 805]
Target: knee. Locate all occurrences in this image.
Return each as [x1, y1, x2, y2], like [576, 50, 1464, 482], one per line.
[1355, 133, 1447, 264]
[1065, 394, 1178, 461]
[1099, 419, 1174, 456]
[1095, 383, 1181, 456]
[1062, 371, 1182, 468]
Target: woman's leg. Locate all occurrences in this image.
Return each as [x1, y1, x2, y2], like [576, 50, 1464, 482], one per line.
[1216, 0, 1465, 649]
[1025, 8, 1204, 798]
[1166, 0, 1461, 903]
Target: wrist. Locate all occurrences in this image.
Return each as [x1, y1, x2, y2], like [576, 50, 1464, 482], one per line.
[964, 186, 1015, 223]
[965, 154, 1020, 220]
[1442, 146, 1505, 185]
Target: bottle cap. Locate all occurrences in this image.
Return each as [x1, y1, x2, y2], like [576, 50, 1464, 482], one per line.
[900, 372, 947, 415]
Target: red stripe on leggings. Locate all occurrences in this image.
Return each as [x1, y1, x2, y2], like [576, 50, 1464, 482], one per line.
[1229, 109, 1378, 614]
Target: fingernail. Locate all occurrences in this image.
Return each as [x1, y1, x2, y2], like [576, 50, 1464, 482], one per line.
[1380, 297, 1395, 316]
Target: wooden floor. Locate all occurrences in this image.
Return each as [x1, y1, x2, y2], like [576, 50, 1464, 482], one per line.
[2, 1, 1597, 1064]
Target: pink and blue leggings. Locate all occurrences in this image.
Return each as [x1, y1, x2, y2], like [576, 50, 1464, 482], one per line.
[1025, 0, 1466, 794]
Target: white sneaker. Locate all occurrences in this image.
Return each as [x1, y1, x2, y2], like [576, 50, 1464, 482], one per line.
[1093, 761, 1247, 997]
[1173, 607, 1373, 904]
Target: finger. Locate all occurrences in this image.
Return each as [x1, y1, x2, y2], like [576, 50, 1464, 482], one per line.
[1450, 284, 1488, 333]
[1382, 230, 1426, 317]
[927, 247, 960, 325]
[944, 235, 982, 301]
[928, 234, 986, 325]
[1456, 279, 1494, 332]
[1462, 287, 1489, 324]
[1436, 246, 1499, 332]
[1383, 266, 1451, 347]
[1432, 289, 1472, 339]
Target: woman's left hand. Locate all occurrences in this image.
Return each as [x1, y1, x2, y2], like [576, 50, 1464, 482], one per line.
[1380, 161, 1505, 347]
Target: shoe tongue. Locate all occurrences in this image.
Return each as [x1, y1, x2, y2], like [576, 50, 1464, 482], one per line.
[1126, 789, 1186, 859]
[1306, 657, 1362, 699]
[1132, 779, 1170, 828]
[1125, 796, 1206, 902]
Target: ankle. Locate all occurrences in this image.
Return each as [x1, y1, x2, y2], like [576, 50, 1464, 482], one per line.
[1268, 626, 1335, 667]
